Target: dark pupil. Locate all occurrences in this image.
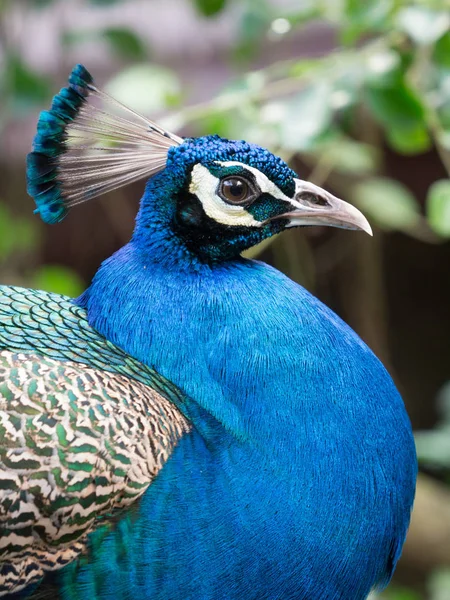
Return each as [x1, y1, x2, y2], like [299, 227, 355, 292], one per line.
[222, 178, 247, 202]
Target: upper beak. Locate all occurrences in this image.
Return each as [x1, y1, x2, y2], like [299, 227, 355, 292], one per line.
[274, 179, 372, 236]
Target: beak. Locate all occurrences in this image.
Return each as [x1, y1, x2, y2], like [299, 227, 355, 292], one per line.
[274, 179, 372, 236]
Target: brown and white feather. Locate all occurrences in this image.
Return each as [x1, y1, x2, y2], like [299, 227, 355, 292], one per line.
[0, 351, 190, 596]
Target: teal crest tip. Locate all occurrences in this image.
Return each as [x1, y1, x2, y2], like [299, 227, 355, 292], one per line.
[26, 65, 181, 224]
[27, 65, 93, 224]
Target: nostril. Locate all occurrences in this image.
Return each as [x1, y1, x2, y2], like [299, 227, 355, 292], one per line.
[297, 192, 330, 208]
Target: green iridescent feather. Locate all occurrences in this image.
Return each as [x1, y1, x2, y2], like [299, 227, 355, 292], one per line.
[0, 285, 186, 406]
[0, 286, 191, 596]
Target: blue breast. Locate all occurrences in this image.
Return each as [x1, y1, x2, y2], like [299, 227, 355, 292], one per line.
[64, 243, 417, 600]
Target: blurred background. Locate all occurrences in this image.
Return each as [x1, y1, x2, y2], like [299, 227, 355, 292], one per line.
[1, 0, 450, 597]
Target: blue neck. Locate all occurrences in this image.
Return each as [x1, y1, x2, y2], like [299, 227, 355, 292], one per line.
[75, 178, 416, 599]
[77, 235, 406, 454]
[78, 242, 295, 441]
[77, 219, 416, 594]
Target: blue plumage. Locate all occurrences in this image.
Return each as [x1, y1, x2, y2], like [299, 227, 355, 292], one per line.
[1, 65, 416, 599]
[74, 173, 416, 600]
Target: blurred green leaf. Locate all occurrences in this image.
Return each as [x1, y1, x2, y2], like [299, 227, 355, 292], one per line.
[434, 32, 450, 67]
[5, 56, 51, 113]
[415, 383, 450, 469]
[386, 124, 431, 154]
[365, 80, 425, 122]
[31, 266, 84, 297]
[13, 220, 40, 254]
[436, 381, 450, 423]
[426, 179, 450, 237]
[428, 569, 450, 600]
[352, 178, 421, 233]
[346, 0, 392, 25]
[381, 587, 422, 600]
[102, 27, 147, 60]
[397, 6, 450, 46]
[105, 64, 181, 114]
[364, 49, 402, 87]
[437, 129, 450, 150]
[340, 0, 393, 45]
[436, 74, 450, 131]
[331, 65, 365, 113]
[289, 57, 325, 78]
[415, 429, 450, 468]
[221, 70, 266, 97]
[365, 80, 430, 154]
[0, 205, 19, 260]
[60, 29, 85, 47]
[0, 203, 39, 260]
[233, 1, 272, 61]
[62, 27, 148, 60]
[193, 0, 227, 17]
[195, 111, 244, 139]
[378, 586, 422, 600]
[281, 4, 321, 29]
[281, 82, 332, 150]
[316, 139, 380, 175]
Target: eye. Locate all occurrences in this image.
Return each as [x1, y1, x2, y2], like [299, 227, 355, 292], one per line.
[218, 176, 257, 205]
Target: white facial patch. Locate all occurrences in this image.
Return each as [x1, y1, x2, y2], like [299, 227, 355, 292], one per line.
[189, 164, 260, 227]
[189, 161, 292, 228]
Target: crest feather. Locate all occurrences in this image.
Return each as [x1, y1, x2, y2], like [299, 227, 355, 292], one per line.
[26, 65, 182, 223]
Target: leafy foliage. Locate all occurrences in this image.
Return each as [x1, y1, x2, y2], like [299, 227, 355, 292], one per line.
[373, 569, 450, 599]
[351, 178, 421, 234]
[3, 1, 450, 243]
[4, 55, 52, 115]
[102, 27, 148, 60]
[30, 265, 84, 297]
[105, 64, 182, 113]
[0, 203, 39, 260]
[427, 180, 450, 236]
[0, 201, 83, 294]
[193, 0, 227, 18]
[162, 0, 450, 243]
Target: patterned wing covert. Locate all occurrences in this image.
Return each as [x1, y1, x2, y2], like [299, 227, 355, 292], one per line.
[0, 286, 186, 405]
[0, 287, 192, 596]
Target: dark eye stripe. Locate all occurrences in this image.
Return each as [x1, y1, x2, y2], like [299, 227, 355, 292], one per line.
[246, 192, 292, 222]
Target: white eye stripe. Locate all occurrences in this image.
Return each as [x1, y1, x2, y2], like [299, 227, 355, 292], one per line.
[217, 161, 292, 204]
[189, 163, 261, 228]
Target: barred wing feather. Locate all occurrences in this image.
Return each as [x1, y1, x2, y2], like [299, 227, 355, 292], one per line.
[0, 287, 191, 596]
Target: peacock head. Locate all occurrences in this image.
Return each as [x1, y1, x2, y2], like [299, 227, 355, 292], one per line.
[27, 65, 371, 265]
[137, 135, 371, 262]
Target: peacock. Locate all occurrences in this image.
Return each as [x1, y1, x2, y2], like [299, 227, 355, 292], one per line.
[0, 65, 417, 600]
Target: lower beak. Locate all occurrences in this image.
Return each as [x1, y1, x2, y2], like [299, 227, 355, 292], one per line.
[275, 179, 372, 236]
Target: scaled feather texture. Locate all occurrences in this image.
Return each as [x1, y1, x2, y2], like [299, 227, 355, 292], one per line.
[1, 65, 417, 600]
